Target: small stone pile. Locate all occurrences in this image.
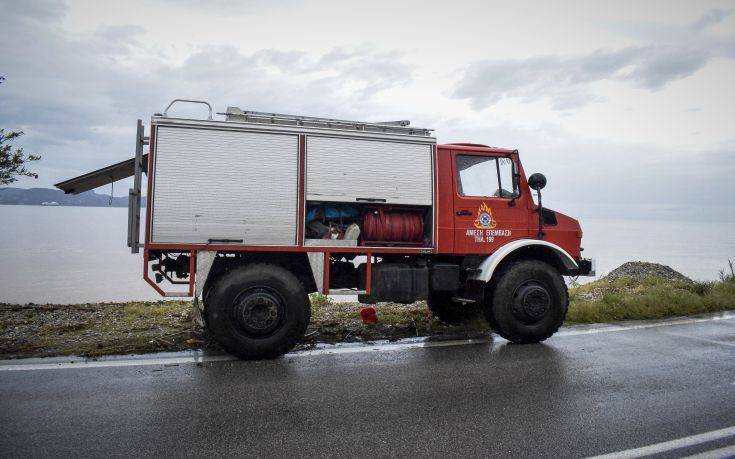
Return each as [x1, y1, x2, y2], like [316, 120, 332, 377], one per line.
[603, 261, 692, 283]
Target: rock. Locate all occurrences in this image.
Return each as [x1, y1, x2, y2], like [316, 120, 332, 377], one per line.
[603, 261, 692, 283]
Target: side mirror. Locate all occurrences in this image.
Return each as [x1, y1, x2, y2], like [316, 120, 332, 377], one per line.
[528, 173, 547, 191]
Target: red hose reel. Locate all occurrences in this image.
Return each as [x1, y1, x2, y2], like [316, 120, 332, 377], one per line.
[362, 208, 424, 244]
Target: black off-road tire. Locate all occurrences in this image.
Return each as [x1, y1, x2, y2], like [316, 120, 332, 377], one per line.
[485, 260, 568, 344]
[427, 291, 481, 324]
[204, 263, 311, 359]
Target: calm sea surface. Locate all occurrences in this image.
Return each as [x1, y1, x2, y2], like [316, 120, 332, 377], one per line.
[1, 205, 733, 304]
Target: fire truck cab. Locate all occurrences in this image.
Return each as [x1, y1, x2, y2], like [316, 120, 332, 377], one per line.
[56, 99, 594, 359]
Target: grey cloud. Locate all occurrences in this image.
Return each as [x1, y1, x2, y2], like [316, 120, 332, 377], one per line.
[0, 6, 413, 189]
[316, 48, 412, 95]
[615, 9, 735, 55]
[624, 47, 709, 90]
[0, 0, 67, 22]
[454, 8, 734, 111]
[690, 8, 734, 31]
[453, 45, 711, 111]
[164, 45, 412, 109]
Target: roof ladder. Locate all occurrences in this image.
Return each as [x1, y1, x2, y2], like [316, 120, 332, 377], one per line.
[221, 106, 433, 137]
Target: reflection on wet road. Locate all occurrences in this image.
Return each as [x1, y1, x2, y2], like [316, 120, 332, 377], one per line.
[1, 314, 734, 457]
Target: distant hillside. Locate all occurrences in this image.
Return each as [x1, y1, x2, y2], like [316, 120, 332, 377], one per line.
[0, 187, 145, 207]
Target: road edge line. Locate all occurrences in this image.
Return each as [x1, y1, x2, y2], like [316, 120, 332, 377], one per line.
[588, 425, 735, 459]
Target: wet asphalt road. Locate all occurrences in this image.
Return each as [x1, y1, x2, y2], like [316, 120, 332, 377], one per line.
[1, 315, 735, 458]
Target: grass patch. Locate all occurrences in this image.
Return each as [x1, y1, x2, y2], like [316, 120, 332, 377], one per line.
[0, 301, 204, 359]
[567, 276, 735, 323]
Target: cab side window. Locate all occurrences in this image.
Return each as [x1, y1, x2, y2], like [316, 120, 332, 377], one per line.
[456, 155, 519, 198]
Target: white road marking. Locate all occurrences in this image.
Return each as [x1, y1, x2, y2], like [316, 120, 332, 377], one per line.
[660, 331, 735, 348]
[682, 444, 735, 459]
[0, 338, 494, 371]
[288, 336, 494, 357]
[0, 354, 237, 371]
[556, 313, 735, 337]
[0, 313, 733, 372]
[588, 425, 735, 459]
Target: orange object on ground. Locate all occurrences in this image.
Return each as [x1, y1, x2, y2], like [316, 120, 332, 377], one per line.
[360, 306, 378, 324]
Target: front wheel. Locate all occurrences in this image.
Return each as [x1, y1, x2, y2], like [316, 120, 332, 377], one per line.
[485, 260, 568, 344]
[205, 263, 311, 359]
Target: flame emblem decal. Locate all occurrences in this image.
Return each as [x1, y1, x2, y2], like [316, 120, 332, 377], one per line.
[473, 202, 497, 229]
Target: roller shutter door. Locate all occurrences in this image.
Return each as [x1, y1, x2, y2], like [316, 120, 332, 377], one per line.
[151, 127, 298, 245]
[306, 137, 432, 206]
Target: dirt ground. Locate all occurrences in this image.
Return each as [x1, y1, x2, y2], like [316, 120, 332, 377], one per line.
[0, 299, 490, 359]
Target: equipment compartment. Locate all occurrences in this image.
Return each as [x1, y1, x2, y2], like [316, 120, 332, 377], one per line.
[304, 202, 432, 247]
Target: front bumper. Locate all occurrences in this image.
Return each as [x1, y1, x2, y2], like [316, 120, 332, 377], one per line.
[570, 258, 596, 276]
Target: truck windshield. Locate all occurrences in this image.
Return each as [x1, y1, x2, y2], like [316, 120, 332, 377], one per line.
[456, 155, 519, 198]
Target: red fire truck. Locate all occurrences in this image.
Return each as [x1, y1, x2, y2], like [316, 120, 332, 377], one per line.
[57, 99, 594, 359]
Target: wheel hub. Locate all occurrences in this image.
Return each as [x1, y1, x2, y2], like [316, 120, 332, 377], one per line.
[233, 289, 283, 336]
[512, 283, 551, 323]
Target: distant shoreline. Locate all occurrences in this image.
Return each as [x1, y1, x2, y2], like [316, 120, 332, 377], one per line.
[0, 187, 145, 208]
[0, 203, 132, 208]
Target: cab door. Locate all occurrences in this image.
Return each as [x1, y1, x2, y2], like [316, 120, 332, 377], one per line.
[452, 150, 529, 254]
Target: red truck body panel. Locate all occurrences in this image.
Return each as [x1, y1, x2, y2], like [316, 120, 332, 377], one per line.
[141, 126, 583, 297]
[142, 136, 582, 259]
[435, 144, 581, 260]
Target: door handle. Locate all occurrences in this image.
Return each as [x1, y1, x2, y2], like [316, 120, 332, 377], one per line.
[456, 210, 472, 216]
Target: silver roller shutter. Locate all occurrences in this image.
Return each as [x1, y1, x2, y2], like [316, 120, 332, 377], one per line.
[306, 137, 433, 205]
[151, 127, 298, 245]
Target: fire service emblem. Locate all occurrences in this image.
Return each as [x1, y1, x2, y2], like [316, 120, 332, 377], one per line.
[473, 202, 497, 229]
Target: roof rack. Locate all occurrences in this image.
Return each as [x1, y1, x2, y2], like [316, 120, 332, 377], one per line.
[221, 106, 434, 137]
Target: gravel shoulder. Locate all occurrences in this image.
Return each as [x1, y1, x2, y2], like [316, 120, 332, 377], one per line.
[0, 299, 491, 359]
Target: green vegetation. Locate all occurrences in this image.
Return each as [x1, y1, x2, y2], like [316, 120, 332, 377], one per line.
[1, 77, 42, 185]
[567, 274, 735, 323]
[0, 301, 202, 359]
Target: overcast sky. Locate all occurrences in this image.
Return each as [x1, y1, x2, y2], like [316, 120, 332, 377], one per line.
[1, 0, 734, 221]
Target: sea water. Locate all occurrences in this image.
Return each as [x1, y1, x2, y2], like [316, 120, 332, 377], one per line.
[0, 205, 732, 304]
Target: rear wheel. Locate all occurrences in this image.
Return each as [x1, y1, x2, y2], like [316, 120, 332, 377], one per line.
[427, 291, 481, 324]
[485, 260, 567, 343]
[205, 263, 311, 359]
